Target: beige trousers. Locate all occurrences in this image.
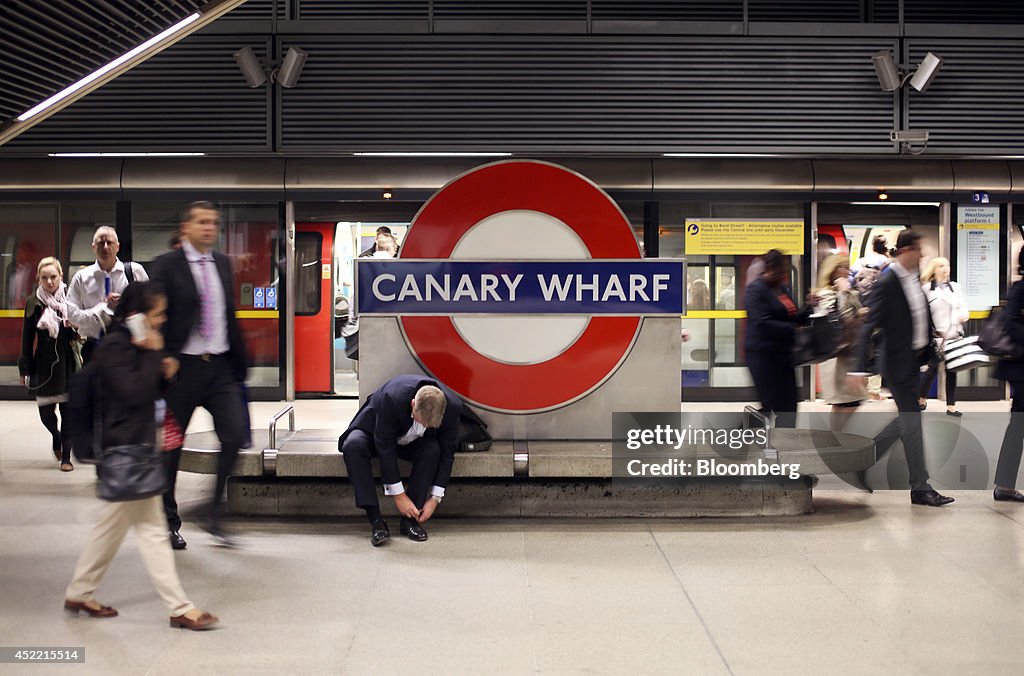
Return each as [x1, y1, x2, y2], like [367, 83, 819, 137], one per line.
[65, 495, 194, 617]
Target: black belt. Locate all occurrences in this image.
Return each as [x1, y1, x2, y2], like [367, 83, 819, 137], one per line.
[181, 353, 227, 362]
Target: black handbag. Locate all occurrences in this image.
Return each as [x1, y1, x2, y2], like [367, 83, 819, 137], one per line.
[97, 443, 167, 502]
[458, 406, 493, 452]
[978, 306, 1024, 361]
[793, 306, 842, 366]
[92, 356, 167, 502]
[341, 318, 359, 360]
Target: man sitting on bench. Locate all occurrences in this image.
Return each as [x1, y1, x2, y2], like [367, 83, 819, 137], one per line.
[339, 375, 462, 546]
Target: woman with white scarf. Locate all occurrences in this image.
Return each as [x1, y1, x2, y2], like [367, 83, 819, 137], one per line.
[18, 257, 81, 471]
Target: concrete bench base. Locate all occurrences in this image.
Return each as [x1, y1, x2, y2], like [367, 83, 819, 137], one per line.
[184, 427, 871, 517]
[227, 476, 815, 518]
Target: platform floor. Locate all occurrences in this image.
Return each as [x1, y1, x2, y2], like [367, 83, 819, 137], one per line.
[1, 398, 1022, 675]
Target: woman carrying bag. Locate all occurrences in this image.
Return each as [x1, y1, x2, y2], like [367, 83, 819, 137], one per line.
[64, 282, 219, 630]
[19, 257, 80, 471]
[918, 257, 969, 416]
[815, 255, 867, 431]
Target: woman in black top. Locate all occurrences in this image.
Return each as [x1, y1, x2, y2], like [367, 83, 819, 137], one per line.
[994, 248, 1024, 502]
[64, 281, 219, 630]
[18, 257, 80, 471]
[743, 250, 814, 428]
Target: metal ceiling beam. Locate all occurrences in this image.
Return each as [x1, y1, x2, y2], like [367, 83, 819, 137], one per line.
[0, 0, 249, 147]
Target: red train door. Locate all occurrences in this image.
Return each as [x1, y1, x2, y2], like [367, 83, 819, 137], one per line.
[294, 223, 335, 393]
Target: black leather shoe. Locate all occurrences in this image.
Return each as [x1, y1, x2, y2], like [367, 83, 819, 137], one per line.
[370, 519, 391, 547]
[169, 530, 187, 550]
[946, 410, 963, 418]
[993, 488, 1024, 502]
[400, 517, 428, 542]
[911, 489, 955, 507]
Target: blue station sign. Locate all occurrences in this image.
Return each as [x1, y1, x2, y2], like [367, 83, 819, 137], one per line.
[357, 259, 685, 315]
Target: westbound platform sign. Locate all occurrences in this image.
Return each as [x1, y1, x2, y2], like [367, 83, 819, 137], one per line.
[358, 160, 685, 413]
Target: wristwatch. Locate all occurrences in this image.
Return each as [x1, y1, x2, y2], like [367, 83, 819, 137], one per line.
[431, 495, 443, 504]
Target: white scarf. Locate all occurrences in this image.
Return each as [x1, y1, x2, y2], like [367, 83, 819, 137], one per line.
[35, 282, 68, 339]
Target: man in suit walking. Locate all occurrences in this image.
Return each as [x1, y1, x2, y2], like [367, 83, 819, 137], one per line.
[849, 229, 954, 507]
[338, 375, 462, 546]
[150, 202, 249, 547]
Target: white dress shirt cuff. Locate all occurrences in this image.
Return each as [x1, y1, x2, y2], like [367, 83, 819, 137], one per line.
[431, 486, 445, 498]
[383, 481, 405, 496]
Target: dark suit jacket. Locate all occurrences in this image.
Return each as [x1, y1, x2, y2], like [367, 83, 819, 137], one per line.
[855, 266, 934, 383]
[743, 278, 811, 360]
[996, 280, 1024, 382]
[339, 375, 463, 488]
[149, 248, 248, 382]
[94, 326, 165, 448]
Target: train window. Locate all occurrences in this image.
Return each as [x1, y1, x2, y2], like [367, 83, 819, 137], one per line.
[686, 265, 711, 310]
[715, 266, 737, 310]
[295, 232, 322, 316]
[131, 201, 282, 389]
[0, 203, 59, 311]
[61, 202, 117, 280]
[0, 203, 60, 387]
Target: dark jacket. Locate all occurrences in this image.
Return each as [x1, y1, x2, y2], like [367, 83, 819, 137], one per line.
[339, 375, 462, 488]
[19, 294, 79, 398]
[93, 326, 165, 448]
[855, 266, 935, 383]
[743, 278, 811, 361]
[149, 248, 248, 382]
[996, 280, 1024, 382]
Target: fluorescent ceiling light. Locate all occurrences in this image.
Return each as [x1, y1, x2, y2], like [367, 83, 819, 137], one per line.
[353, 152, 512, 157]
[17, 12, 201, 122]
[48, 152, 205, 157]
[848, 201, 941, 207]
[662, 153, 777, 157]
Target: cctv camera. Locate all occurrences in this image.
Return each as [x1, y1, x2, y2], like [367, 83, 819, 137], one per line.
[909, 52, 943, 93]
[278, 47, 308, 88]
[871, 51, 900, 92]
[890, 130, 929, 144]
[233, 46, 266, 87]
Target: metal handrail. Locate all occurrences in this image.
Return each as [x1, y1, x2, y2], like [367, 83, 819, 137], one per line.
[269, 405, 295, 450]
[743, 405, 778, 460]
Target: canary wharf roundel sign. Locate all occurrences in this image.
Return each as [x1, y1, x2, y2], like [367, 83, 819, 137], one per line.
[357, 160, 684, 413]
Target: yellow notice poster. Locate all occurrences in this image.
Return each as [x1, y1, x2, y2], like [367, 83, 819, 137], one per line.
[684, 219, 805, 255]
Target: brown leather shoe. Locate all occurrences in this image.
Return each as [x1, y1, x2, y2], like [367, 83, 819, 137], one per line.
[64, 600, 118, 618]
[170, 611, 219, 631]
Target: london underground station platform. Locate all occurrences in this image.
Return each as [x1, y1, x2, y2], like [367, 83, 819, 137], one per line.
[2, 398, 1023, 674]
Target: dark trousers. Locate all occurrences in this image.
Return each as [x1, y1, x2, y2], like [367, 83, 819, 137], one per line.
[342, 429, 441, 511]
[919, 354, 957, 405]
[875, 364, 932, 491]
[995, 380, 1024, 489]
[38, 402, 71, 464]
[162, 355, 245, 530]
[747, 349, 798, 428]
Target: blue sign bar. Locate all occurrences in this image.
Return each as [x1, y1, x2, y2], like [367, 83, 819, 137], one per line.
[357, 260, 685, 315]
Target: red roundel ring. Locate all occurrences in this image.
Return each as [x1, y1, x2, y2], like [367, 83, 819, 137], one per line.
[400, 160, 642, 413]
